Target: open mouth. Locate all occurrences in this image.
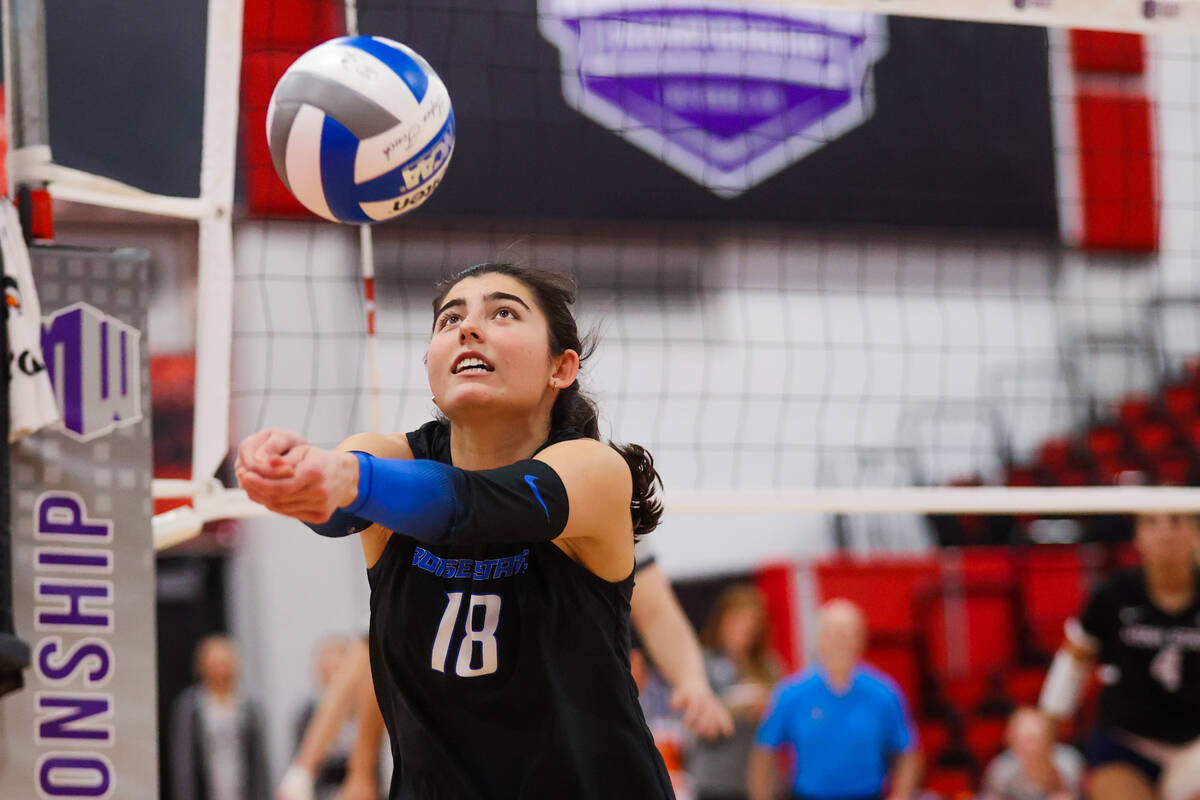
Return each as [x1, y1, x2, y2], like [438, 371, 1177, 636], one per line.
[452, 354, 495, 375]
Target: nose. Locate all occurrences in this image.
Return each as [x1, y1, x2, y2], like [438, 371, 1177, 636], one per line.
[458, 314, 483, 342]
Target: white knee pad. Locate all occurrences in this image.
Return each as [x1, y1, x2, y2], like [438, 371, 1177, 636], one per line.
[1161, 738, 1200, 800]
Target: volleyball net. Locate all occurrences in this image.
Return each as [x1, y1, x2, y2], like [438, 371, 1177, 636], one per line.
[12, 1, 1200, 560]
[221, 1, 1200, 557]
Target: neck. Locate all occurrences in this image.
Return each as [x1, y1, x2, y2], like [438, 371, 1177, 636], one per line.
[206, 685, 234, 704]
[448, 411, 554, 470]
[824, 662, 855, 690]
[1147, 561, 1195, 607]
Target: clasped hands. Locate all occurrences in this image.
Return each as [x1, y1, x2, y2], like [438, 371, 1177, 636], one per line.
[236, 429, 360, 523]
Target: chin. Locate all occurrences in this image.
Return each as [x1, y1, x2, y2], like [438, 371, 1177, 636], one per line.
[440, 385, 507, 415]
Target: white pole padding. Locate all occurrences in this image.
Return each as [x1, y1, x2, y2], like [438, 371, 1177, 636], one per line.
[191, 0, 244, 484]
[152, 488, 279, 551]
[663, 486, 1200, 515]
[10, 157, 214, 218]
[757, 0, 1200, 34]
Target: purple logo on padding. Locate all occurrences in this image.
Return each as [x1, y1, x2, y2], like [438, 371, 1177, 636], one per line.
[41, 303, 142, 442]
[539, 1, 888, 197]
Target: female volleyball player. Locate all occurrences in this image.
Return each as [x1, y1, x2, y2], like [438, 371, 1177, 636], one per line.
[1040, 512, 1200, 800]
[238, 264, 675, 799]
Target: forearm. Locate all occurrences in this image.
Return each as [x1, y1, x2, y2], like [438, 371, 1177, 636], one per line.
[889, 750, 922, 799]
[294, 640, 369, 771]
[630, 566, 707, 690]
[746, 747, 777, 800]
[339, 455, 569, 545]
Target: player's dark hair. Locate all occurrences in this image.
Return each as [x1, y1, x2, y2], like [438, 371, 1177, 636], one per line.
[433, 262, 663, 537]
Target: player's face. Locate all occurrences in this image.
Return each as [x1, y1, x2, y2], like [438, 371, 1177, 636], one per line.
[428, 273, 563, 418]
[1135, 512, 1200, 565]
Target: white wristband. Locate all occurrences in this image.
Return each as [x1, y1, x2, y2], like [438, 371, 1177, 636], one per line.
[278, 764, 314, 800]
[1039, 649, 1088, 719]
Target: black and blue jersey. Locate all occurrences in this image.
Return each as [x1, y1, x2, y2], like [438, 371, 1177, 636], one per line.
[366, 420, 674, 799]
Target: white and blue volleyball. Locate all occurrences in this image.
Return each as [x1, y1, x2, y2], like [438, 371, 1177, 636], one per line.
[266, 36, 454, 223]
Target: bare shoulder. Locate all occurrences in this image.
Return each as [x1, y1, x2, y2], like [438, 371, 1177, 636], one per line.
[534, 438, 632, 493]
[338, 431, 413, 460]
[536, 439, 634, 583]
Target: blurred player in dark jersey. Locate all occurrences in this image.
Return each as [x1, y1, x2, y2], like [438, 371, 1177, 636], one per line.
[1041, 512, 1200, 800]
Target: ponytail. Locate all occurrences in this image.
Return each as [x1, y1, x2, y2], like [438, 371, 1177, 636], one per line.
[551, 380, 663, 537]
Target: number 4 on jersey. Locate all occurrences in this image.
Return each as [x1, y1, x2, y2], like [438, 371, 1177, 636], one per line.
[432, 592, 502, 677]
[1150, 642, 1182, 693]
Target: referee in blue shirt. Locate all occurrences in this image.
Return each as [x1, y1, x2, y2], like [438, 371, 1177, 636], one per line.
[747, 600, 921, 800]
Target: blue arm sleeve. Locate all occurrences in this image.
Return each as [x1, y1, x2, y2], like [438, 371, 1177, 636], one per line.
[303, 508, 372, 538]
[342, 453, 569, 545]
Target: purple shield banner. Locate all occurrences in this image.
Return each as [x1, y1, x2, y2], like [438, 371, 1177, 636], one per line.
[540, 0, 888, 197]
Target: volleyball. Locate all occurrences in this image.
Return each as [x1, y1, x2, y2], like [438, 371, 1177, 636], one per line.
[265, 36, 454, 224]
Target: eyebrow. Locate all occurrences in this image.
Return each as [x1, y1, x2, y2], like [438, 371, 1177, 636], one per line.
[485, 291, 531, 310]
[435, 291, 531, 319]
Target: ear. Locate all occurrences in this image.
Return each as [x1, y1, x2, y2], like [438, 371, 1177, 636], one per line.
[549, 348, 580, 389]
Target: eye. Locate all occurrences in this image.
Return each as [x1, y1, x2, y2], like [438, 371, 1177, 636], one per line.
[495, 307, 519, 320]
[437, 312, 461, 330]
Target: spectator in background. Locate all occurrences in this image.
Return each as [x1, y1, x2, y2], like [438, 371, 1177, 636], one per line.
[981, 707, 1083, 800]
[170, 635, 268, 800]
[690, 583, 781, 800]
[293, 635, 353, 800]
[747, 599, 920, 800]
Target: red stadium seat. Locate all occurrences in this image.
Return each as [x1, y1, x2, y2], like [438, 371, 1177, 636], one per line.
[919, 721, 952, 763]
[1164, 383, 1200, 421]
[1019, 546, 1086, 655]
[1151, 449, 1194, 485]
[867, 644, 922, 713]
[1005, 465, 1039, 487]
[1036, 437, 1075, 470]
[1117, 393, 1153, 426]
[939, 673, 991, 717]
[816, 558, 938, 638]
[1131, 420, 1177, 457]
[1046, 464, 1091, 487]
[1093, 453, 1145, 485]
[1003, 667, 1047, 707]
[924, 767, 976, 800]
[1085, 424, 1124, 459]
[965, 717, 1008, 765]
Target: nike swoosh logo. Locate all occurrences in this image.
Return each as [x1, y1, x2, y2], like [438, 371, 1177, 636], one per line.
[524, 474, 549, 520]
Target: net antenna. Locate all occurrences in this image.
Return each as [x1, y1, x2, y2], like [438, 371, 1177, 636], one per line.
[1, 0, 252, 548]
[346, 0, 385, 434]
